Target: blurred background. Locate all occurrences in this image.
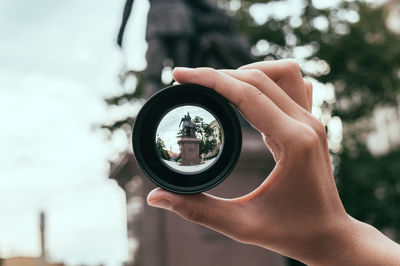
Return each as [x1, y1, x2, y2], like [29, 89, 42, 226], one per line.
[0, 0, 399, 266]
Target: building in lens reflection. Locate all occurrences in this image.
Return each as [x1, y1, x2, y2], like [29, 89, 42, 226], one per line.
[202, 120, 222, 160]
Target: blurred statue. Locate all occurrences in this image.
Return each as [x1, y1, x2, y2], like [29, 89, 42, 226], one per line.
[179, 112, 196, 137]
[114, 2, 254, 266]
[117, 0, 252, 98]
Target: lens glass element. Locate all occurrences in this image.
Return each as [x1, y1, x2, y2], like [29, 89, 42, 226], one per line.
[155, 105, 224, 174]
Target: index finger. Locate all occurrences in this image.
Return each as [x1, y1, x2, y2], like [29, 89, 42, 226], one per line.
[239, 60, 310, 112]
[173, 67, 294, 138]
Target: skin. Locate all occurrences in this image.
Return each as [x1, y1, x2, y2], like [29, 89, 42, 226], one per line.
[147, 60, 400, 265]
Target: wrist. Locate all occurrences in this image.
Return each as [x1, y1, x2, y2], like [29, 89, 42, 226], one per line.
[297, 214, 356, 265]
[264, 213, 356, 265]
[303, 216, 400, 266]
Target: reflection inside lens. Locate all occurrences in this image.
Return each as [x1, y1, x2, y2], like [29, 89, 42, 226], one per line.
[155, 105, 224, 173]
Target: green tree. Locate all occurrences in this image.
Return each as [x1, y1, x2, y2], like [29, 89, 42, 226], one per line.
[228, 0, 400, 236]
[193, 116, 218, 156]
[156, 137, 170, 160]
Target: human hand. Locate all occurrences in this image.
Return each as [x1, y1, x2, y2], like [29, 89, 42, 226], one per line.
[147, 60, 400, 265]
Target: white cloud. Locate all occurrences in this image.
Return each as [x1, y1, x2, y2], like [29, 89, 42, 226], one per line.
[0, 0, 150, 265]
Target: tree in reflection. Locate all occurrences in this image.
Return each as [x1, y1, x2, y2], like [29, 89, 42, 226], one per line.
[193, 116, 218, 158]
[156, 137, 170, 160]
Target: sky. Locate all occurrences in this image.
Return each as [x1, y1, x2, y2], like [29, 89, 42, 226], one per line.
[0, 0, 149, 265]
[156, 106, 217, 154]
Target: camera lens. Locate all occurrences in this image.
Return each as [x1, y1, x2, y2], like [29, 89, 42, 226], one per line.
[132, 84, 241, 194]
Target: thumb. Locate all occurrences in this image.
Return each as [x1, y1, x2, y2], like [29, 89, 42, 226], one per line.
[147, 188, 248, 239]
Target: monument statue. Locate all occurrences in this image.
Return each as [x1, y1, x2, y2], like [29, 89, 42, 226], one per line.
[117, 0, 252, 98]
[111, 2, 254, 265]
[177, 112, 201, 165]
[179, 112, 196, 138]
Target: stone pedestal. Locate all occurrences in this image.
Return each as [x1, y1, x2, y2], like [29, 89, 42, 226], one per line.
[178, 137, 201, 165]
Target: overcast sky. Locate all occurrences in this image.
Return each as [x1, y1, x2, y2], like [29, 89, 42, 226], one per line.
[0, 0, 149, 265]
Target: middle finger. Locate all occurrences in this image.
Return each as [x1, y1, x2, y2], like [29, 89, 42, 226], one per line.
[220, 69, 308, 122]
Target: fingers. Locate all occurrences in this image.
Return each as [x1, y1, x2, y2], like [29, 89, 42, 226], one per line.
[147, 188, 251, 241]
[304, 80, 313, 112]
[239, 59, 309, 112]
[173, 67, 293, 138]
[219, 69, 305, 121]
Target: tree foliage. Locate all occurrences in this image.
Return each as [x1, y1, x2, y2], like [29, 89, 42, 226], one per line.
[227, 0, 400, 242]
[156, 137, 170, 160]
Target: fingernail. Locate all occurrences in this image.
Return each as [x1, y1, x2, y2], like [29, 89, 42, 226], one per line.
[148, 199, 172, 210]
[174, 67, 194, 72]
